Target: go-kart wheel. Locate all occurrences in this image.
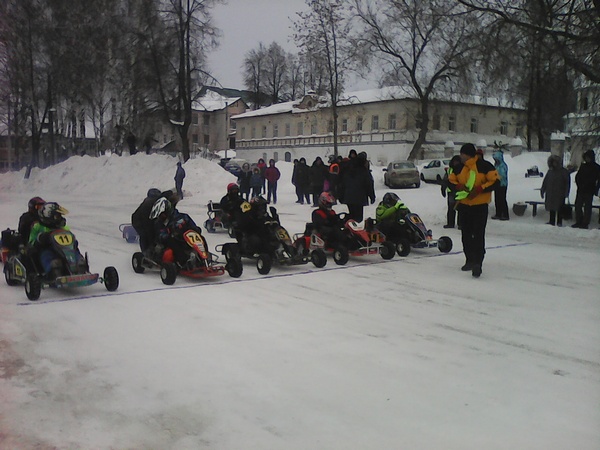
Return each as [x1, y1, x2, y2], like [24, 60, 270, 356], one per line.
[380, 241, 395, 260]
[437, 236, 453, 253]
[204, 220, 215, 233]
[226, 256, 243, 278]
[525, 173, 529, 178]
[132, 252, 145, 273]
[103, 266, 119, 291]
[160, 263, 178, 285]
[4, 266, 20, 286]
[396, 239, 411, 257]
[333, 245, 349, 266]
[311, 249, 327, 268]
[223, 243, 240, 262]
[256, 253, 272, 275]
[25, 274, 42, 301]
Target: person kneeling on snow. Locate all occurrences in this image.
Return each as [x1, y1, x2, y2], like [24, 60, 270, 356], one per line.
[311, 192, 346, 247]
[375, 192, 411, 238]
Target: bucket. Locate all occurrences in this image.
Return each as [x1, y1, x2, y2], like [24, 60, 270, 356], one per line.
[512, 202, 527, 216]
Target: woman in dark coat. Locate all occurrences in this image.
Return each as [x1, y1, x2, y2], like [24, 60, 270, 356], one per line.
[309, 157, 329, 206]
[540, 155, 571, 226]
[339, 152, 375, 222]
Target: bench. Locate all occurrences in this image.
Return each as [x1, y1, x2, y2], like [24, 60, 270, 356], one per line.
[523, 201, 600, 217]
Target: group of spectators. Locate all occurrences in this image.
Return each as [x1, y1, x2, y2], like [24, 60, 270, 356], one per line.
[291, 149, 376, 222]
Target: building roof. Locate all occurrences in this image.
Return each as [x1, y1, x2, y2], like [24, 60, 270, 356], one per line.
[231, 85, 525, 120]
[192, 90, 243, 112]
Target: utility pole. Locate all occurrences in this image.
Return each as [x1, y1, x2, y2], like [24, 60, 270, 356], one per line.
[47, 75, 56, 165]
[225, 100, 228, 159]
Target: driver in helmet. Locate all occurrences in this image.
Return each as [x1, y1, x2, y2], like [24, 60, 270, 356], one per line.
[375, 192, 411, 237]
[132, 188, 162, 254]
[28, 202, 74, 277]
[18, 196, 45, 245]
[235, 195, 274, 254]
[220, 183, 244, 228]
[311, 192, 346, 246]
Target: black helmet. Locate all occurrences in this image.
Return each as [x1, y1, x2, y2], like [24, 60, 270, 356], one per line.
[28, 196, 45, 213]
[250, 196, 268, 215]
[383, 192, 400, 208]
[147, 188, 161, 198]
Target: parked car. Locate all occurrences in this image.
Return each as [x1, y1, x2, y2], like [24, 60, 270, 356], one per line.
[223, 158, 248, 178]
[420, 159, 450, 183]
[383, 161, 420, 188]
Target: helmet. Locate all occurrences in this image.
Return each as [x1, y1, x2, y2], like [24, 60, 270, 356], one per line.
[147, 188, 161, 198]
[383, 192, 400, 208]
[38, 202, 68, 227]
[318, 192, 337, 210]
[28, 196, 45, 213]
[149, 197, 172, 221]
[227, 183, 239, 194]
[249, 196, 268, 215]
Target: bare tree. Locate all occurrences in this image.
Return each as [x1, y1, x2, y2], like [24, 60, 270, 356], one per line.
[264, 42, 288, 104]
[353, 0, 481, 160]
[294, 0, 355, 157]
[139, 0, 220, 161]
[243, 42, 267, 108]
[457, 0, 600, 84]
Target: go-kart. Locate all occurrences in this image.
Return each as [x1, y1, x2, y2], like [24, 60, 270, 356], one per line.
[378, 213, 453, 257]
[4, 228, 119, 301]
[203, 200, 230, 234]
[132, 227, 242, 285]
[220, 206, 317, 275]
[294, 214, 396, 266]
[525, 166, 543, 178]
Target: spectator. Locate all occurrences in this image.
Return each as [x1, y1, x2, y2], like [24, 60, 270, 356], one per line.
[265, 159, 281, 204]
[572, 150, 600, 229]
[295, 157, 311, 204]
[250, 167, 263, 198]
[257, 158, 267, 194]
[309, 157, 329, 207]
[238, 162, 252, 201]
[339, 151, 375, 222]
[174, 161, 186, 200]
[541, 155, 570, 226]
[491, 149, 510, 220]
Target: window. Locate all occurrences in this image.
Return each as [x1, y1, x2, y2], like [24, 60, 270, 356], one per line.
[262, 125, 267, 138]
[192, 134, 199, 144]
[448, 116, 456, 132]
[251, 127, 256, 139]
[500, 121, 508, 135]
[285, 123, 291, 136]
[582, 96, 589, 111]
[357, 116, 363, 131]
[388, 113, 396, 130]
[203, 114, 210, 126]
[432, 114, 441, 130]
[285, 151, 291, 162]
[327, 120, 334, 133]
[241, 127, 245, 139]
[311, 121, 317, 135]
[273, 124, 279, 137]
[516, 126, 523, 136]
[371, 115, 379, 130]
[273, 151, 278, 161]
[203, 134, 210, 145]
[470, 118, 478, 133]
[342, 118, 348, 132]
[192, 114, 198, 125]
[297, 122, 304, 135]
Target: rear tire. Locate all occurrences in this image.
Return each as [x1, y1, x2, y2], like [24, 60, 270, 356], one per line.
[25, 274, 42, 301]
[4, 266, 19, 286]
[380, 241, 395, 260]
[333, 245, 349, 265]
[132, 252, 145, 273]
[311, 249, 327, 268]
[160, 263, 178, 285]
[256, 253, 272, 275]
[437, 236, 453, 253]
[396, 239, 411, 257]
[103, 266, 119, 291]
[226, 256, 243, 278]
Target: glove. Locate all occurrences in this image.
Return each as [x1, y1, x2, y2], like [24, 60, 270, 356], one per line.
[37, 232, 51, 247]
[395, 201, 403, 209]
[467, 186, 483, 199]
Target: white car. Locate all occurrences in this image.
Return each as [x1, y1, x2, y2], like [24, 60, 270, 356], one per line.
[420, 159, 450, 182]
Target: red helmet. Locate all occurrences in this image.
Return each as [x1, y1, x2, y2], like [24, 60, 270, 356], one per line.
[318, 192, 337, 210]
[28, 196, 45, 212]
[227, 183, 239, 194]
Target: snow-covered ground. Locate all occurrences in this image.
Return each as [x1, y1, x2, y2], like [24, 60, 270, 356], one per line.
[1, 152, 599, 449]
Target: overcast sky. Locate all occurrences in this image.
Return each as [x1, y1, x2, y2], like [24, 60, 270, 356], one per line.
[207, 0, 307, 90]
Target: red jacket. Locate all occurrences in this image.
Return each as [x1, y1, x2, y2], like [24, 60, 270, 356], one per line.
[265, 166, 281, 183]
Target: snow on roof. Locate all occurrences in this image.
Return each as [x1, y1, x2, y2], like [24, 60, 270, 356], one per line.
[192, 90, 241, 112]
[231, 86, 524, 120]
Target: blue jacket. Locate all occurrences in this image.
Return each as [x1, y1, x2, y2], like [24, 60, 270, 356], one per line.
[492, 151, 508, 188]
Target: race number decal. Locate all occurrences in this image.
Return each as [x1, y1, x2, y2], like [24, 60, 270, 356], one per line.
[53, 231, 73, 246]
[240, 201, 251, 213]
[184, 230, 202, 243]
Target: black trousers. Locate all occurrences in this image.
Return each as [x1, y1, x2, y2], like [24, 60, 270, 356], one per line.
[494, 186, 509, 219]
[347, 204, 365, 222]
[459, 203, 488, 266]
[574, 190, 594, 227]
